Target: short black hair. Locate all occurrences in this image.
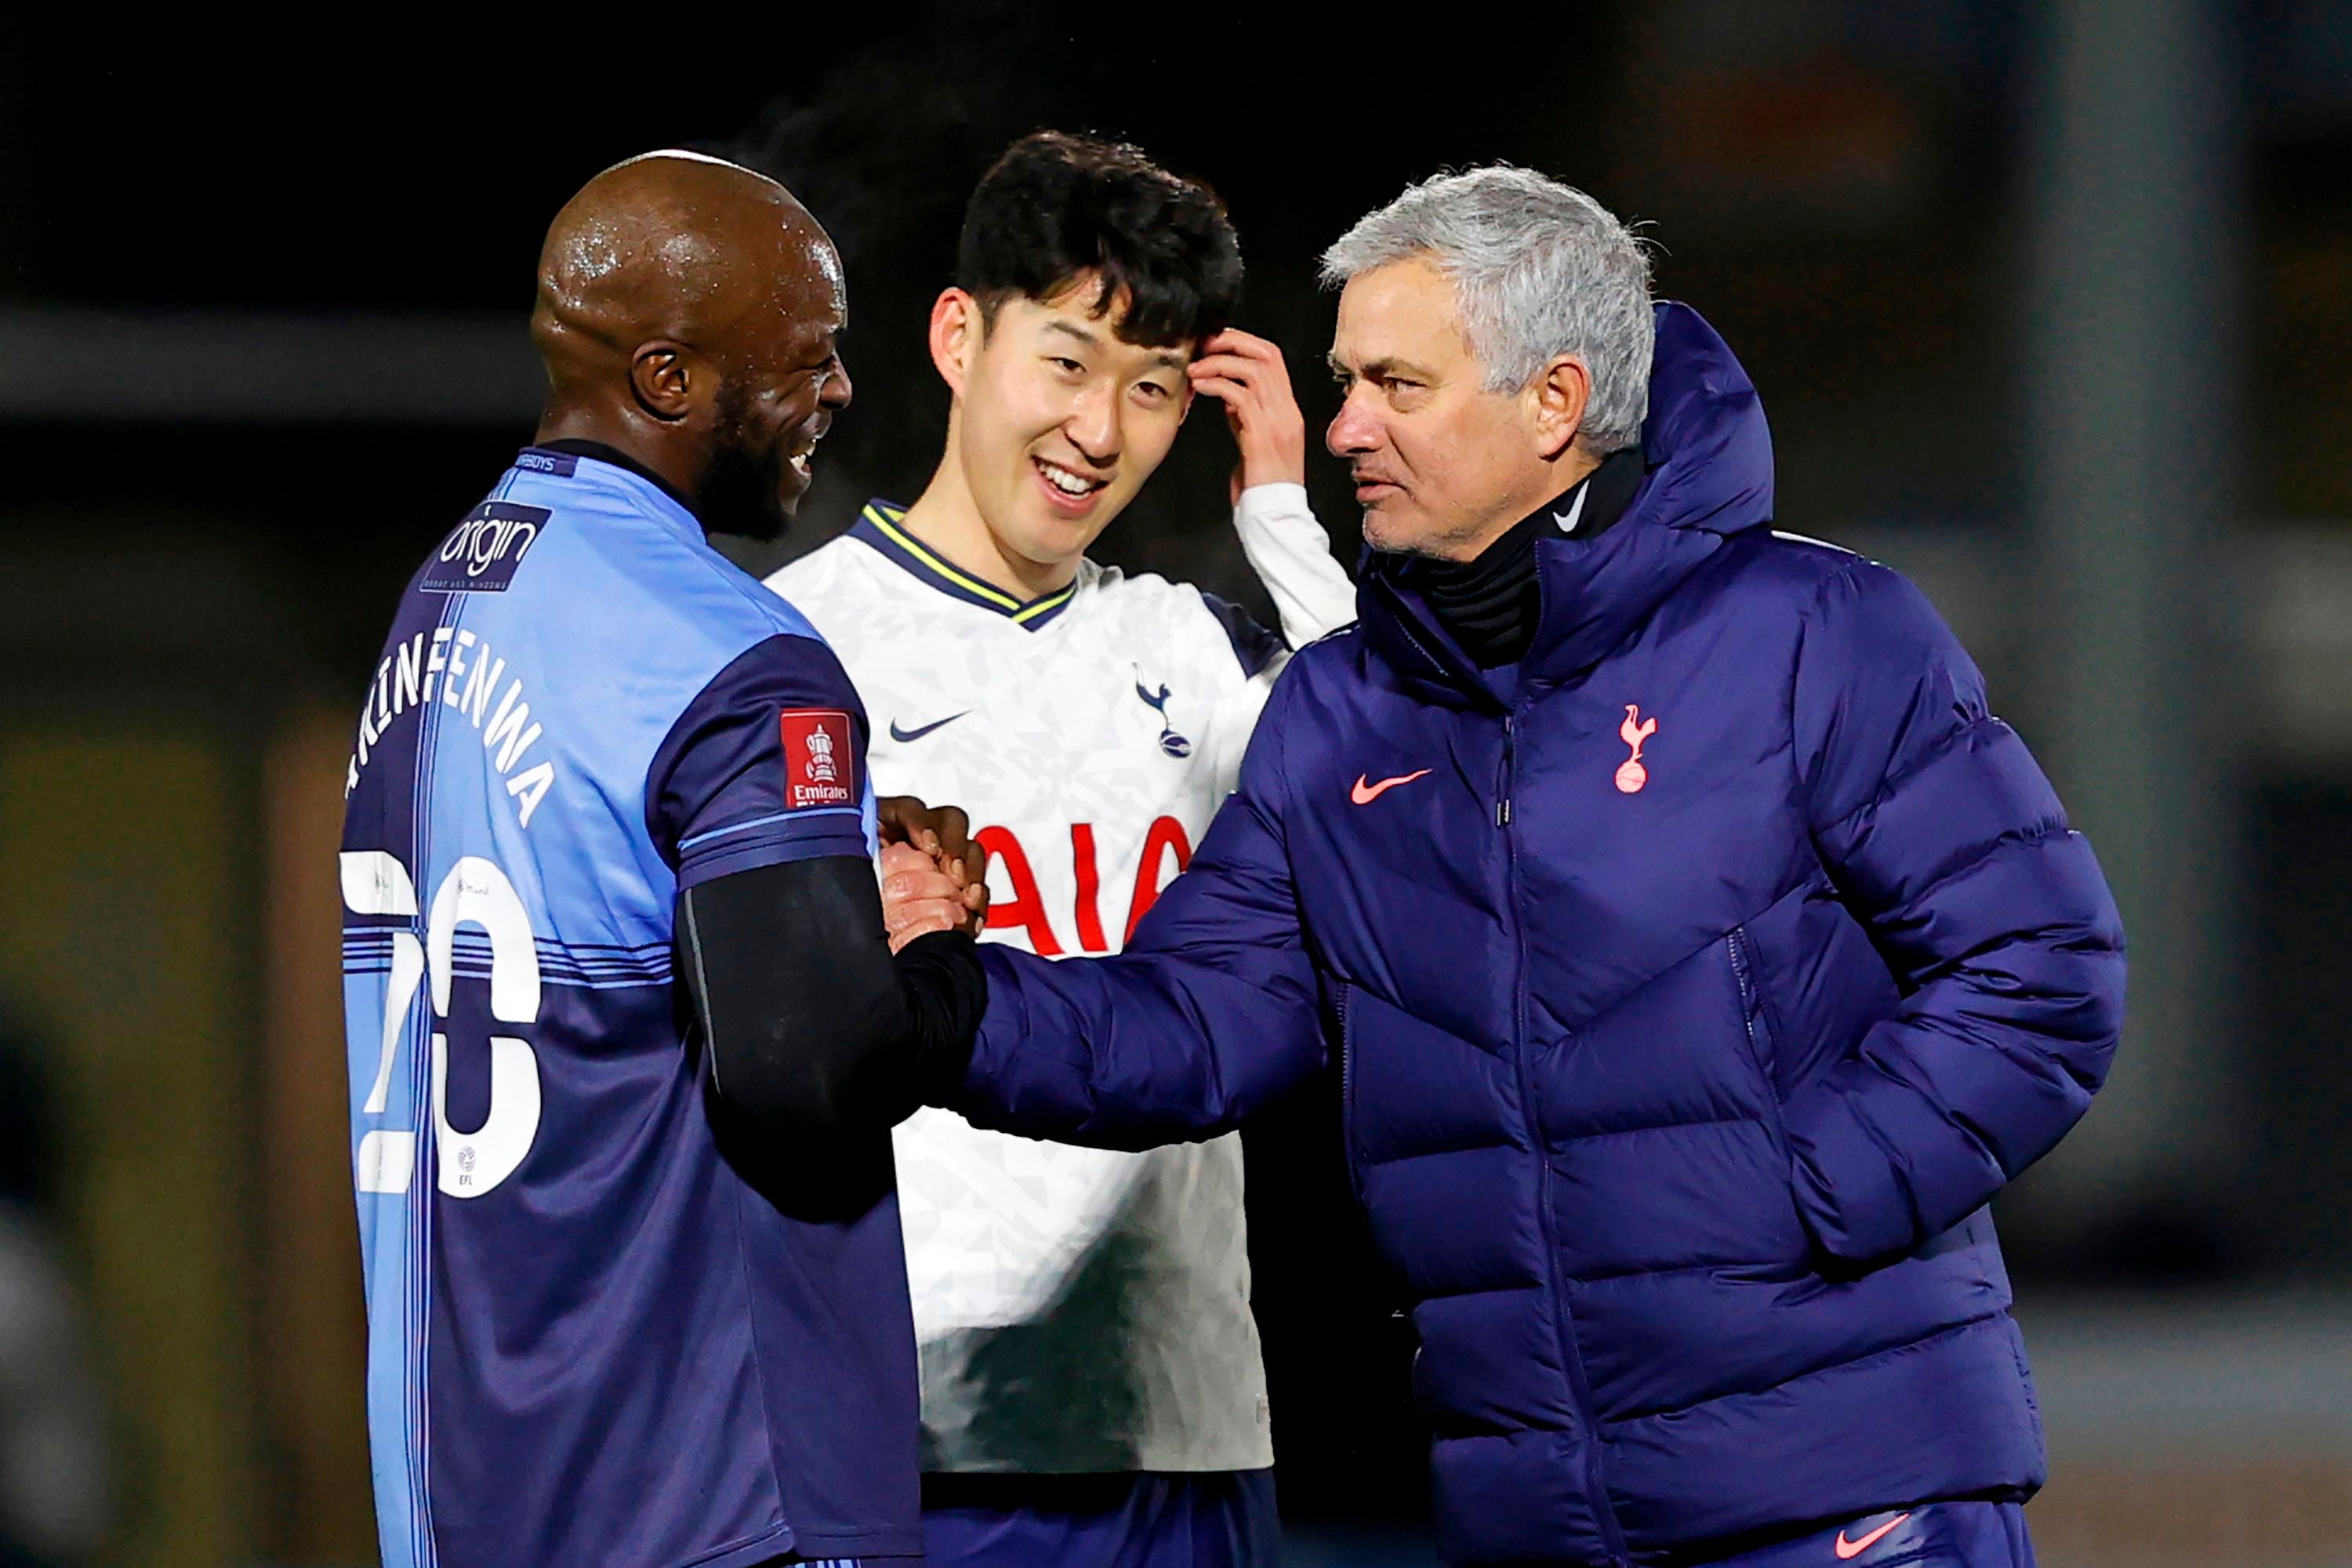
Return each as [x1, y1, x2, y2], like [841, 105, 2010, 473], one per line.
[957, 131, 1243, 350]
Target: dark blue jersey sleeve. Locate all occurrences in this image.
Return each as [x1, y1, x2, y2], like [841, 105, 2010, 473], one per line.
[646, 632, 873, 890]
[1200, 590, 1288, 677]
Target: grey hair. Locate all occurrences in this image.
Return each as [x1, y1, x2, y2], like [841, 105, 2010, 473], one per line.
[1320, 165, 1654, 452]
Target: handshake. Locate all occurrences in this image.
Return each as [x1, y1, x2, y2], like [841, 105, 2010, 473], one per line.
[876, 796, 990, 951]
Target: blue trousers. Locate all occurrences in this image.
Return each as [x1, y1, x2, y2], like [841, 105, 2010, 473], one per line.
[1680, 1503, 2034, 1568]
[918, 1469, 1281, 1568]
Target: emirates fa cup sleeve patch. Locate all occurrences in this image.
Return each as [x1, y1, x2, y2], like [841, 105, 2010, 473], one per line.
[779, 709, 858, 809]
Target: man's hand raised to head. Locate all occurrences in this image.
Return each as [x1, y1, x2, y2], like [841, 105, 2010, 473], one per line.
[1188, 328, 1308, 506]
[876, 795, 988, 951]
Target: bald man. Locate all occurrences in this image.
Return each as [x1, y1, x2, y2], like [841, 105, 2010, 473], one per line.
[339, 152, 985, 1568]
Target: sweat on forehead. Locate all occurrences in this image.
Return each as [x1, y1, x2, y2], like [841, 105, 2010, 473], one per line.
[537, 151, 837, 342]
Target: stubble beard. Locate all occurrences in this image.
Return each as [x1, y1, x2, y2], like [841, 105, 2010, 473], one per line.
[699, 379, 793, 543]
[1365, 505, 1470, 563]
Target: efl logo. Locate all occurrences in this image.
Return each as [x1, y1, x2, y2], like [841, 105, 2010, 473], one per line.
[780, 709, 857, 810]
[421, 502, 550, 593]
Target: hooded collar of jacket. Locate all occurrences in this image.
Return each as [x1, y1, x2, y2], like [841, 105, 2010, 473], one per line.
[1358, 303, 1776, 710]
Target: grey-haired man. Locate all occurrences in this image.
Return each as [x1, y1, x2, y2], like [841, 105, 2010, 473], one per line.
[889, 167, 2122, 1567]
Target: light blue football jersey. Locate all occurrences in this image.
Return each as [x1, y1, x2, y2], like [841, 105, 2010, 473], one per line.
[339, 447, 910, 1568]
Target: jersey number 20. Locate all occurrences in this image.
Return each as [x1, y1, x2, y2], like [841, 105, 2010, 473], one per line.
[341, 850, 543, 1201]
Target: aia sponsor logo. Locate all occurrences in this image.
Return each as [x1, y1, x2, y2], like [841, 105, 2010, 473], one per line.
[978, 818, 1193, 954]
[422, 502, 549, 593]
[779, 709, 858, 809]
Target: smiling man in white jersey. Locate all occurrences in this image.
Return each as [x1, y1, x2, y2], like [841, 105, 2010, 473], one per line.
[769, 132, 1353, 1567]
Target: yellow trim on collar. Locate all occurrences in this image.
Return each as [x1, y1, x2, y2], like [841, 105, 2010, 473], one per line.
[1011, 584, 1077, 622]
[864, 505, 1078, 623]
[863, 506, 1022, 611]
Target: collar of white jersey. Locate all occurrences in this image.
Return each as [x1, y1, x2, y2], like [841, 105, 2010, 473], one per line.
[849, 500, 1082, 630]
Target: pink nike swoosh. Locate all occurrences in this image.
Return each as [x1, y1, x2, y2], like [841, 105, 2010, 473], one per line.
[1351, 768, 1432, 805]
[1833, 1513, 1912, 1560]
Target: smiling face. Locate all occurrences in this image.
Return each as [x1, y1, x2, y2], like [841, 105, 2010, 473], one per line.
[701, 231, 852, 533]
[935, 274, 1192, 575]
[1327, 255, 1573, 561]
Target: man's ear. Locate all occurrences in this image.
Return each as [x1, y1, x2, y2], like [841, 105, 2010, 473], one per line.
[628, 341, 698, 422]
[929, 289, 982, 398]
[1529, 354, 1593, 461]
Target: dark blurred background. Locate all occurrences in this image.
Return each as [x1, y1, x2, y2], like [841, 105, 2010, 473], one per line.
[2, 5, 2350, 1563]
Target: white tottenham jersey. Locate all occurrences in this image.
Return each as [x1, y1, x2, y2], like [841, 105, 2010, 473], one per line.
[768, 484, 1354, 1474]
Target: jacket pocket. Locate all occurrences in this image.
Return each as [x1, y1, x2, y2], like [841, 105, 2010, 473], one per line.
[1334, 979, 1366, 1200]
[1726, 927, 1792, 1152]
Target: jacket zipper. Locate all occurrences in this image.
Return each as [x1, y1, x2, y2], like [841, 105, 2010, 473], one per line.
[1338, 983, 1363, 1200]
[1726, 927, 1757, 1058]
[1499, 712, 1632, 1566]
[1726, 927, 1791, 1150]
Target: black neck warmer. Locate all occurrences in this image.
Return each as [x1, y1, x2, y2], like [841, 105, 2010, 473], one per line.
[1416, 446, 1645, 668]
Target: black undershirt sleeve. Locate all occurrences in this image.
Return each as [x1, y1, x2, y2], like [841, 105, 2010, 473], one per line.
[677, 855, 985, 1141]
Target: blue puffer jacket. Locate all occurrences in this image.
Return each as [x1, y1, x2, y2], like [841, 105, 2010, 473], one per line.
[953, 304, 2126, 1566]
